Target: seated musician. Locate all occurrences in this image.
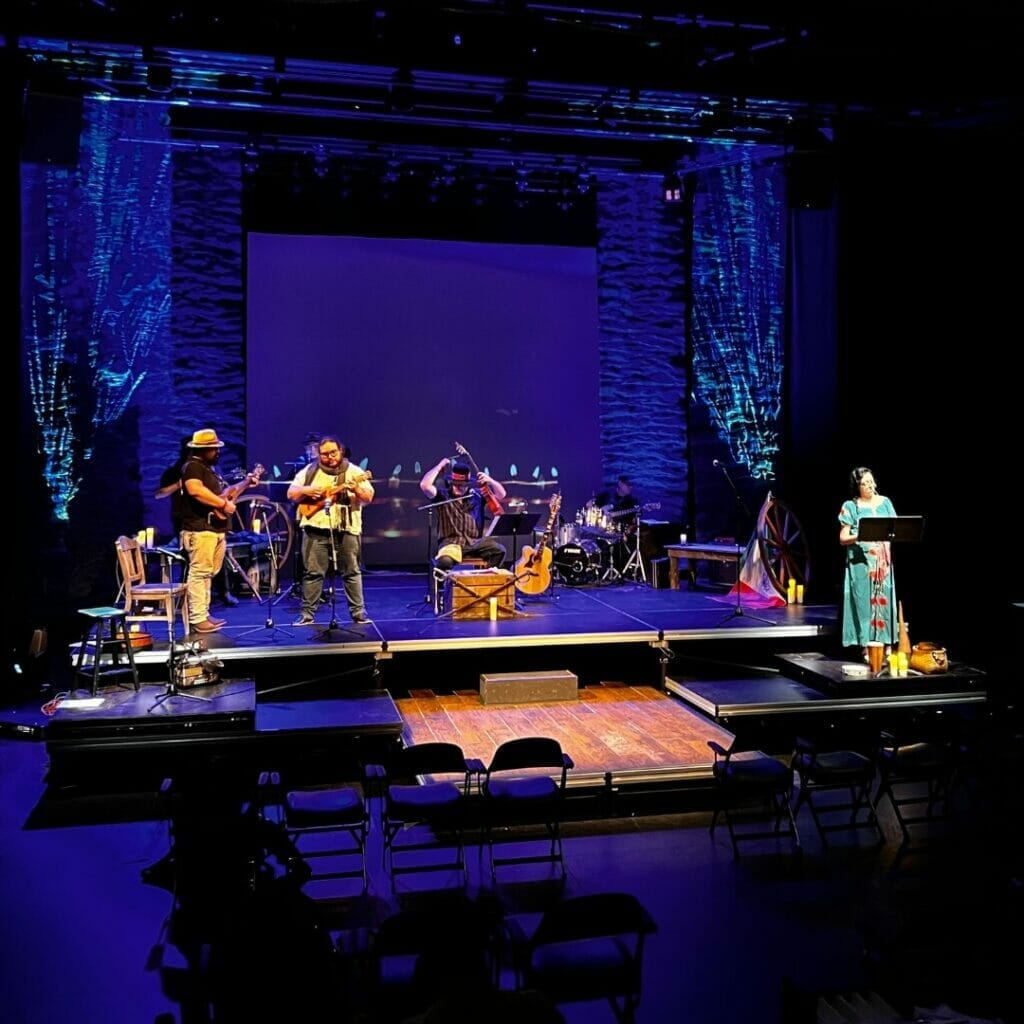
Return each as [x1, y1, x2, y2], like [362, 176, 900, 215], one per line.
[591, 474, 639, 520]
[419, 457, 507, 571]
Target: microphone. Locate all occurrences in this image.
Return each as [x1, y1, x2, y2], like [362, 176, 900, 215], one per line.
[156, 546, 187, 563]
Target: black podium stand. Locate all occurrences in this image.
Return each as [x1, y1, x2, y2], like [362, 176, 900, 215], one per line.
[855, 516, 926, 544]
[487, 512, 541, 566]
[855, 516, 925, 640]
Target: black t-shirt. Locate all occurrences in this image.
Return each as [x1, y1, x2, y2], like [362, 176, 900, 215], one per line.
[594, 488, 638, 515]
[180, 456, 230, 534]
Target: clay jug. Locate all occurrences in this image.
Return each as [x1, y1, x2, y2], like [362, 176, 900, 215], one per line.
[897, 601, 912, 658]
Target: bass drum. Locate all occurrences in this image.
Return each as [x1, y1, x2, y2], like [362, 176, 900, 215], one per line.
[554, 540, 602, 586]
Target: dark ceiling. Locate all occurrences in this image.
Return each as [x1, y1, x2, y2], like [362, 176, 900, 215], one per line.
[9, 1, 1022, 175]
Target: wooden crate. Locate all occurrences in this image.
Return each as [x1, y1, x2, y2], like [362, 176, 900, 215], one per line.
[445, 568, 516, 620]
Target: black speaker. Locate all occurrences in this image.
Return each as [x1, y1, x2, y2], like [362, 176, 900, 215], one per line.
[22, 93, 83, 165]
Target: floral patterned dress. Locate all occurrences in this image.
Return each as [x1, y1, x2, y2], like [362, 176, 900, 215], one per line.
[838, 496, 897, 647]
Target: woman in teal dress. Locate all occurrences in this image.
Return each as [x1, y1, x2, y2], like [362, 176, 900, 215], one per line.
[838, 466, 896, 655]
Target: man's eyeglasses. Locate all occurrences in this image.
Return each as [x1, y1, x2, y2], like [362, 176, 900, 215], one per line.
[319, 448, 341, 457]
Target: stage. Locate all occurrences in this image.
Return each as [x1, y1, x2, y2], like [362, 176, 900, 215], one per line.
[7, 572, 983, 805]
[103, 568, 836, 694]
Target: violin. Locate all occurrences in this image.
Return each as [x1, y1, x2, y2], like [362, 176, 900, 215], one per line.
[453, 442, 504, 516]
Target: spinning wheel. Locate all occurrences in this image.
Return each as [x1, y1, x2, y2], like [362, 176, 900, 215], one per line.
[756, 495, 811, 597]
[230, 495, 295, 593]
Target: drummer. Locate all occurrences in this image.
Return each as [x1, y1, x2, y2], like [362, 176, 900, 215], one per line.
[590, 475, 639, 526]
[588, 475, 640, 570]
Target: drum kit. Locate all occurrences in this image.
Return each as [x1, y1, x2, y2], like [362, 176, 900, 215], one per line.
[551, 504, 628, 586]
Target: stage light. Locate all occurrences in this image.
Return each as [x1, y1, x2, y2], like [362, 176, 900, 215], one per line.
[662, 170, 682, 203]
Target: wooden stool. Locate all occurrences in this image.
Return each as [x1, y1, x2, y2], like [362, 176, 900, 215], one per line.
[431, 558, 487, 614]
[74, 606, 141, 697]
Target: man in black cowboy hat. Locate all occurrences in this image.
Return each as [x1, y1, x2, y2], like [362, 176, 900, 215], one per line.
[180, 428, 236, 633]
[419, 455, 507, 571]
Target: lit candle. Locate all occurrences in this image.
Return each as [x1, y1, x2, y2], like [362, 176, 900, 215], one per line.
[787, 578, 796, 603]
[145, 526, 155, 549]
[252, 516, 261, 535]
[489, 597, 498, 621]
[796, 584, 804, 604]
[136, 529, 146, 547]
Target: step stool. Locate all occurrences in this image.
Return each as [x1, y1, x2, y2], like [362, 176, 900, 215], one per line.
[74, 606, 141, 697]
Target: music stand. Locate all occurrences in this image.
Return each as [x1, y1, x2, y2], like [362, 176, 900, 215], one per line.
[486, 511, 541, 567]
[855, 516, 926, 544]
[855, 516, 925, 640]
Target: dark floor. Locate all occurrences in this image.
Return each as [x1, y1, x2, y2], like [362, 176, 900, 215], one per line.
[2, 688, 1022, 1024]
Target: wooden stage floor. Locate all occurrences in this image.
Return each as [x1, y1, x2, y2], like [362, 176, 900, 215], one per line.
[396, 683, 736, 787]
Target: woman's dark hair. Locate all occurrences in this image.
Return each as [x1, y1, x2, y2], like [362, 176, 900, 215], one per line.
[849, 466, 874, 496]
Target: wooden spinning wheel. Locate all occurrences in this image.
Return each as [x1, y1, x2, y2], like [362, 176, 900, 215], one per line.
[230, 495, 295, 592]
[756, 495, 811, 597]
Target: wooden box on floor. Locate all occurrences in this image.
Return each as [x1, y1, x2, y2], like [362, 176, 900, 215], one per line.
[445, 569, 516, 620]
[480, 669, 578, 705]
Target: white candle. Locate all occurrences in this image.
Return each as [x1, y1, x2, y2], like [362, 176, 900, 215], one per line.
[489, 597, 498, 621]
[145, 526, 155, 549]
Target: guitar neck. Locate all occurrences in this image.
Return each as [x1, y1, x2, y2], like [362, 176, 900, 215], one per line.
[222, 475, 255, 502]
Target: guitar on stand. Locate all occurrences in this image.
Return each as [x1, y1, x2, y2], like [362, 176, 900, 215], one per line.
[514, 493, 562, 596]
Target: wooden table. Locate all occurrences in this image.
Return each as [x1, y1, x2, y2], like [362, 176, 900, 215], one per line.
[665, 542, 743, 589]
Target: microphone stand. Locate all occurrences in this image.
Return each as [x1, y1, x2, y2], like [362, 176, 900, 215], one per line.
[313, 498, 359, 642]
[415, 493, 474, 615]
[714, 460, 775, 626]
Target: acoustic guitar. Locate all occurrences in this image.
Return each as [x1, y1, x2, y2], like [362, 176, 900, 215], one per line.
[211, 464, 265, 520]
[514, 493, 562, 596]
[296, 469, 372, 519]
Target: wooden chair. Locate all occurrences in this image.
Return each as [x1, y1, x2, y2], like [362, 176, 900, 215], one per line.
[115, 534, 189, 640]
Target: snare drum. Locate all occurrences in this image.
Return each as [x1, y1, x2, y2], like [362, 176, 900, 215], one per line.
[556, 521, 579, 547]
[554, 540, 603, 586]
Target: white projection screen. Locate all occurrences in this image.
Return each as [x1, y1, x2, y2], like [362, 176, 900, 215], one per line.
[246, 233, 602, 567]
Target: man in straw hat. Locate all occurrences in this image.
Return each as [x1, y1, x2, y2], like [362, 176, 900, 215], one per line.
[180, 428, 236, 633]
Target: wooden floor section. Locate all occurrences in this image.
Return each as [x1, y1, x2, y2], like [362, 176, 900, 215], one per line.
[396, 683, 735, 784]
